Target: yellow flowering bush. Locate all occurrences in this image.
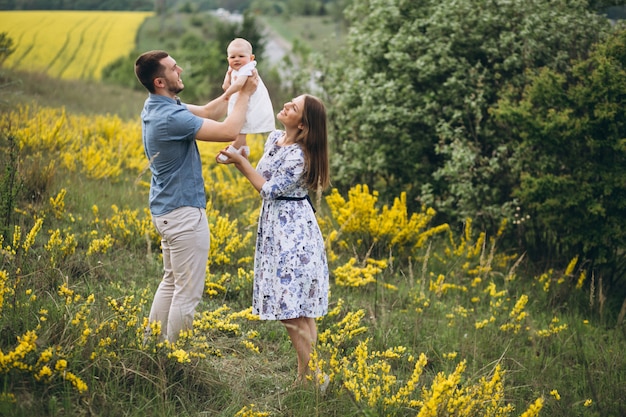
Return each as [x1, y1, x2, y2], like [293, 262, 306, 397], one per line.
[323, 184, 446, 262]
[207, 204, 254, 268]
[334, 257, 388, 287]
[4, 105, 144, 181]
[312, 304, 540, 416]
[235, 404, 270, 417]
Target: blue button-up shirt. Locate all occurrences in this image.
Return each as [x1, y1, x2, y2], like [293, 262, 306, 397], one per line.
[141, 94, 205, 216]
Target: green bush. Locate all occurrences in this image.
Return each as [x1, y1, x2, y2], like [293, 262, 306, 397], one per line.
[494, 28, 626, 317]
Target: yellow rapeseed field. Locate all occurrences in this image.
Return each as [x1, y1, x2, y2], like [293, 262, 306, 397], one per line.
[0, 10, 153, 80]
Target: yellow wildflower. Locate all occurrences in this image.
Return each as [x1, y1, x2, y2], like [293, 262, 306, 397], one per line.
[519, 397, 544, 417]
[55, 359, 67, 371]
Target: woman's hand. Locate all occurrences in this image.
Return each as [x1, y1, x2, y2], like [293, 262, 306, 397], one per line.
[217, 145, 266, 193]
[216, 146, 247, 164]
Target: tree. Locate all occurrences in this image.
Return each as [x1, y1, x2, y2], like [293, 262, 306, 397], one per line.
[493, 28, 626, 317]
[102, 10, 267, 103]
[320, 0, 612, 232]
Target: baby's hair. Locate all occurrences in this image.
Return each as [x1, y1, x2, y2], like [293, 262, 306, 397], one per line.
[228, 38, 253, 55]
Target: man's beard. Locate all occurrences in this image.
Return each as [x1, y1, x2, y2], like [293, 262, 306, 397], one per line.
[166, 79, 184, 95]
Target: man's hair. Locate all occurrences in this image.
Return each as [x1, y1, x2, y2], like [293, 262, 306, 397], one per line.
[134, 50, 169, 93]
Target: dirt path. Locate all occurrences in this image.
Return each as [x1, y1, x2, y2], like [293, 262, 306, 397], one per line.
[260, 22, 290, 66]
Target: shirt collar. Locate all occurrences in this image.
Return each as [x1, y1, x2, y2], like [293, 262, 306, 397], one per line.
[148, 93, 181, 105]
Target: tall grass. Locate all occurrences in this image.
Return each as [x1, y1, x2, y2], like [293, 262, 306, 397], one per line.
[0, 96, 624, 417]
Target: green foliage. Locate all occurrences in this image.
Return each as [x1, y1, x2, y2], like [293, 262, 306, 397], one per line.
[493, 28, 626, 288]
[320, 0, 612, 233]
[100, 52, 144, 91]
[0, 133, 20, 240]
[102, 10, 268, 104]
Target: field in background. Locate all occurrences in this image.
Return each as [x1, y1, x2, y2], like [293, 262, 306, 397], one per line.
[0, 11, 152, 80]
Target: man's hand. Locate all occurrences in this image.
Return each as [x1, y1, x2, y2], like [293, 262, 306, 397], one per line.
[239, 69, 259, 96]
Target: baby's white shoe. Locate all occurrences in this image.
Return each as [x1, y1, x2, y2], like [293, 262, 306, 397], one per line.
[218, 145, 249, 162]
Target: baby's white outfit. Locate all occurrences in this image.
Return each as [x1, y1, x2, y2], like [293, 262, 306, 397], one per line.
[227, 60, 275, 134]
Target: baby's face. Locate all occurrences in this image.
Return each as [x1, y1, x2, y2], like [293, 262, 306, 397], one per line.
[227, 44, 253, 71]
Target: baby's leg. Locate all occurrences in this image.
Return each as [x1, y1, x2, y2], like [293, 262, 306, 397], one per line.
[231, 134, 248, 156]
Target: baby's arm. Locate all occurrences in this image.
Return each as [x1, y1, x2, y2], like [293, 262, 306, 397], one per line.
[223, 74, 248, 99]
[222, 68, 232, 92]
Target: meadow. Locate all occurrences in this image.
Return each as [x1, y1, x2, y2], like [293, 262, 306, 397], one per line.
[0, 11, 152, 80]
[0, 98, 624, 416]
[0, 9, 624, 417]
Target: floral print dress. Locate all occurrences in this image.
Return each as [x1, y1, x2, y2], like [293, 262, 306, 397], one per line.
[252, 130, 329, 320]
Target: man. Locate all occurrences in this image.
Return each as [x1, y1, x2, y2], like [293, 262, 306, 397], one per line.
[134, 50, 258, 342]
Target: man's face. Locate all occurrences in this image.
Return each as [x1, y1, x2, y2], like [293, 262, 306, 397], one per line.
[157, 55, 184, 95]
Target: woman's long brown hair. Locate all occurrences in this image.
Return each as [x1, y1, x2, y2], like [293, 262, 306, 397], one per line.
[294, 95, 330, 192]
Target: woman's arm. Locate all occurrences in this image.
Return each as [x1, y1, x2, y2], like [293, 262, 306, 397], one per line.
[218, 150, 266, 192]
[219, 144, 304, 196]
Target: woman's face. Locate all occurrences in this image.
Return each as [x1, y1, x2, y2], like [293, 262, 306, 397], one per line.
[277, 95, 305, 129]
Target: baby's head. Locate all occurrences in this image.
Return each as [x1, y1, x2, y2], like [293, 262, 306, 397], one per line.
[227, 38, 255, 70]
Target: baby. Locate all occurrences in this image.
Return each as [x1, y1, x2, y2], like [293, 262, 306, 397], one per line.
[218, 38, 275, 161]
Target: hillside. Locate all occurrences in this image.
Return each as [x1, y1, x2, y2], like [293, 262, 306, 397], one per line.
[1, 68, 147, 120]
[0, 11, 345, 121]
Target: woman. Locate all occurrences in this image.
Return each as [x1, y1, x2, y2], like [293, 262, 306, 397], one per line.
[218, 94, 330, 385]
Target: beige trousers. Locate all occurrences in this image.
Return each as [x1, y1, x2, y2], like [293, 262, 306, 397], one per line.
[148, 206, 210, 342]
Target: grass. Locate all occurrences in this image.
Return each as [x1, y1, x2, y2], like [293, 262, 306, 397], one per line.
[0, 68, 147, 121]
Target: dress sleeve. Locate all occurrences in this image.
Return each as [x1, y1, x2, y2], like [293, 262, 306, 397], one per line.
[259, 148, 305, 199]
